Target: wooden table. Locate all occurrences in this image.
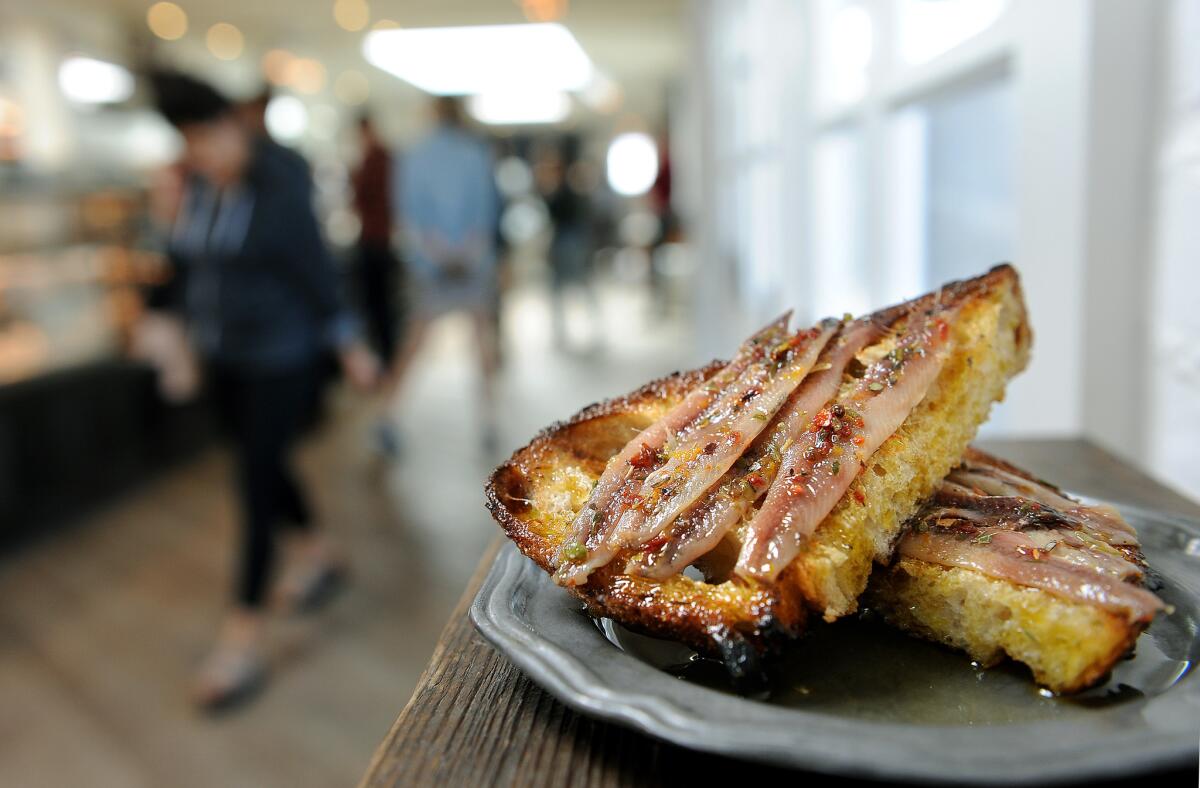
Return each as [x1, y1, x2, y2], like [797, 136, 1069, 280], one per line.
[361, 440, 1200, 787]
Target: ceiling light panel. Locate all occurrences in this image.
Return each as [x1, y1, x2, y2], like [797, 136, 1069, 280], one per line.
[363, 23, 593, 96]
[467, 90, 571, 125]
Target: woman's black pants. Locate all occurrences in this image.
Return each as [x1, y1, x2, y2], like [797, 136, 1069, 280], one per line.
[356, 240, 399, 362]
[209, 361, 318, 609]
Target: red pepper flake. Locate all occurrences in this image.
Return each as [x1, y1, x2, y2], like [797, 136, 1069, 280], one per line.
[852, 436, 865, 446]
[813, 409, 834, 428]
[746, 473, 765, 489]
[852, 490, 866, 505]
[629, 443, 658, 469]
[643, 534, 669, 552]
[740, 387, 763, 404]
[935, 319, 950, 342]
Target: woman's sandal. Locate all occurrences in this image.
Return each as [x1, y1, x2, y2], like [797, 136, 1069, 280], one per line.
[274, 560, 349, 615]
[192, 643, 267, 713]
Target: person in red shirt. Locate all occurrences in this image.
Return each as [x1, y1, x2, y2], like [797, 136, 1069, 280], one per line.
[351, 114, 400, 361]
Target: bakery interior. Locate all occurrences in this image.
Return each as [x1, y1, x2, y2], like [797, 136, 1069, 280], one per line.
[0, 0, 1197, 785]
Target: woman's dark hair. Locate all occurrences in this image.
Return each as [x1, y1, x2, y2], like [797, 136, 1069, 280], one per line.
[149, 70, 232, 129]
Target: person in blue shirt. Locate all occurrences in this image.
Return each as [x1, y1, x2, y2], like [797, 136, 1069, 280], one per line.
[148, 71, 378, 710]
[381, 97, 501, 450]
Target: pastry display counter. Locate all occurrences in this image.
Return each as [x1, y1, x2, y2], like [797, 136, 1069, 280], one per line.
[0, 219, 210, 546]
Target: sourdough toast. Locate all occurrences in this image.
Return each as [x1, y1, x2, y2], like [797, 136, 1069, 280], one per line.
[486, 265, 1031, 672]
[865, 447, 1165, 693]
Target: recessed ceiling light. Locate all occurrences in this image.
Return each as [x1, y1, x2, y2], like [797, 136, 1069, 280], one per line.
[266, 95, 308, 141]
[363, 23, 592, 96]
[146, 2, 187, 41]
[606, 132, 658, 196]
[58, 56, 134, 104]
[333, 0, 370, 33]
[286, 58, 327, 94]
[206, 23, 244, 61]
[262, 49, 295, 84]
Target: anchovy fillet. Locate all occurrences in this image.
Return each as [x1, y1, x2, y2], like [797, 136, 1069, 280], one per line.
[552, 314, 791, 586]
[736, 312, 953, 581]
[626, 318, 891, 579]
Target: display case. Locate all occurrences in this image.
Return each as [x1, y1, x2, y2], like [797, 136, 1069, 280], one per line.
[0, 186, 211, 546]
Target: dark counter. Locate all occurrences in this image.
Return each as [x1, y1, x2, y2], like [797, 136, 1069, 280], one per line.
[0, 360, 213, 549]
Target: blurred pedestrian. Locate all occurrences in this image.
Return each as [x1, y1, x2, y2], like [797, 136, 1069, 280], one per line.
[382, 96, 500, 451]
[147, 71, 378, 710]
[539, 139, 599, 354]
[351, 113, 399, 362]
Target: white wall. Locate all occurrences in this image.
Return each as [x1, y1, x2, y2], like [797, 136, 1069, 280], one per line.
[1079, 0, 1161, 460]
[1144, 0, 1200, 499]
[1074, 0, 1200, 503]
[1003, 0, 1088, 437]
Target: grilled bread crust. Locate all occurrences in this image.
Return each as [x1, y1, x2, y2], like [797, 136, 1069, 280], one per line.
[486, 265, 1031, 665]
[864, 558, 1144, 693]
[486, 363, 802, 668]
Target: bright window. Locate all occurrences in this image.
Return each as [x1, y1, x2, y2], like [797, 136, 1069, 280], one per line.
[816, 0, 874, 108]
[812, 130, 870, 318]
[895, 0, 1008, 65]
[888, 77, 1016, 290]
[923, 78, 1016, 284]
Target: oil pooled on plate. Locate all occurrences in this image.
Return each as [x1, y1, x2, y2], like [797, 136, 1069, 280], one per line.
[597, 608, 1194, 726]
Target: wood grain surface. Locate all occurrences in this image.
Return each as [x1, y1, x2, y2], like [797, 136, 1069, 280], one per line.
[360, 440, 1200, 787]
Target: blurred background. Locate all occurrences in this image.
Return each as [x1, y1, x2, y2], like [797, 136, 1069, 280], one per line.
[0, 0, 1196, 785]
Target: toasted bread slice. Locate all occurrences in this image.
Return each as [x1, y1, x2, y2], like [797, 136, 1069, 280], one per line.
[864, 448, 1165, 693]
[486, 266, 1031, 671]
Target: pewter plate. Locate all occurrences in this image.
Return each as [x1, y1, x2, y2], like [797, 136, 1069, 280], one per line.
[471, 501, 1200, 784]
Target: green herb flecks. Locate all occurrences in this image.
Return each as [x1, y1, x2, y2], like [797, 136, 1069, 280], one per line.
[562, 542, 588, 562]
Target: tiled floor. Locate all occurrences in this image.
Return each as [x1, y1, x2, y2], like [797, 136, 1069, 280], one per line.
[0, 281, 690, 788]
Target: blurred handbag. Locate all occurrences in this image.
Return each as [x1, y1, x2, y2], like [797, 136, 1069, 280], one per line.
[129, 311, 201, 403]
